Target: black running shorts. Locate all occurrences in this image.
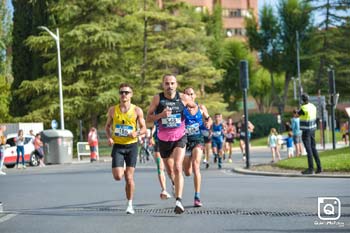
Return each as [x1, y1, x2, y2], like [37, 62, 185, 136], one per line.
[111, 143, 138, 168]
[158, 135, 187, 159]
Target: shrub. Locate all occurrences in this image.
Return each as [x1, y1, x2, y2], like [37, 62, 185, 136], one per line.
[249, 113, 280, 139]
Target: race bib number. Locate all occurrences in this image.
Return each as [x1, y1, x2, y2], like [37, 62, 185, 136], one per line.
[161, 114, 181, 128]
[186, 123, 200, 136]
[213, 131, 221, 137]
[240, 132, 246, 137]
[225, 133, 233, 139]
[201, 129, 210, 137]
[114, 124, 133, 137]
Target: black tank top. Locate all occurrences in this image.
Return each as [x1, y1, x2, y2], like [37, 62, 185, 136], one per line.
[155, 92, 185, 115]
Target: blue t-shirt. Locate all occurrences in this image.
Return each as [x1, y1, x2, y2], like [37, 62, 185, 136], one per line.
[291, 117, 301, 136]
[284, 137, 293, 148]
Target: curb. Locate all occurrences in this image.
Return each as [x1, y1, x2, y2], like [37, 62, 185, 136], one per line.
[231, 166, 350, 178]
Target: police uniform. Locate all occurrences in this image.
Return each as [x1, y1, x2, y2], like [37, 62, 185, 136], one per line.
[298, 95, 322, 174]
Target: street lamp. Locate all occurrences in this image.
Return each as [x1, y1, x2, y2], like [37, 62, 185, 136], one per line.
[291, 77, 297, 100]
[296, 31, 302, 106]
[38, 26, 65, 130]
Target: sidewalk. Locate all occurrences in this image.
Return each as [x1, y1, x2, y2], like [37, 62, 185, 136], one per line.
[68, 143, 350, 178]
[228, 143, 350, 178]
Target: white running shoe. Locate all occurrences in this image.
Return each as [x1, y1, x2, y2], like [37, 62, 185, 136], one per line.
[174, 200, 184, 214]
[0, 170, 6, 175]
[126, 205, 135, 215]
[160, 190, 171, 200]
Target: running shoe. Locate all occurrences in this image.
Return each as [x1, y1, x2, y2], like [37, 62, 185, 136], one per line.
[203, 159, 207, 164]
[228, 158, 233, 163]
[160, 190, 171, 200]
[0, 170, 6, 175]
[194, 199, 202, 207]
[205, 163, 209, 169]
[22, 165, 26, 169]
[126, 205, 135, 214]
[174, 200, 184, 214]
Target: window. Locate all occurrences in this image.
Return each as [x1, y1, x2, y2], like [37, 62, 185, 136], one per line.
[222, 8, 242, 18]
[226, 28, 246, 37]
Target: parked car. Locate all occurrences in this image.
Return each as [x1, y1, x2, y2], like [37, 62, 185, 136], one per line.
[3, 134, 39, 168]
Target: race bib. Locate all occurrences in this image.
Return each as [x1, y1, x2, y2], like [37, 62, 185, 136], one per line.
[201, 129, 210, 137]
[114, 124, 133, 137]
[240, 132, 246, 137]
[226, 133, 233, 139]
[161, 114, 181, 128]
[213, 131, 221, 137]
[186, 123, 200, 136]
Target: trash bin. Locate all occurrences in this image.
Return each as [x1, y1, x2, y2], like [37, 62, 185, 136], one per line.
[41, 129, 73, 164]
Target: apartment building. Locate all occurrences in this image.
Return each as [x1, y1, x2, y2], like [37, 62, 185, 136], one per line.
[179, 0, 258, 38]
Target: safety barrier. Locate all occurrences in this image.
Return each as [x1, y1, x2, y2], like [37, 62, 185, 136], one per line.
[77, 142, 99, 161]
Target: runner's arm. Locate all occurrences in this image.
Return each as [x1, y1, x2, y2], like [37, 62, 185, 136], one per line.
[131, 107, 147, 138]
[104, 106, 114, 146]
[146, 95, 169, 123]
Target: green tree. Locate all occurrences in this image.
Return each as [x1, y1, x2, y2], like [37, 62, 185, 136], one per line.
[11, 0, 33, 117]
[21, 0, 144, 130]
[245, 5, 283, 108]
[220, 39, 258, 111]
[0, 0, 12, 122]
[278, 0, 313, 110]
[305, 0, 350, 98]
[17, 0, 222, 134]
[140, 0, 222, 108]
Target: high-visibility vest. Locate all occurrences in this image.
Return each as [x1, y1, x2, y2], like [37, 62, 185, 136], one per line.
[299, 103, 317, 131]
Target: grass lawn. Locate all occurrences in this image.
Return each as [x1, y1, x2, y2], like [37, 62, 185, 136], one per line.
[250, 129, 343, 147]
[275, 147, 350, 172]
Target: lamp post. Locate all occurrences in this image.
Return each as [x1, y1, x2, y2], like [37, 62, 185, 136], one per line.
[296, 31, 302, 106]
[38, 27, 65, 130]
[291, 77, 297, 100]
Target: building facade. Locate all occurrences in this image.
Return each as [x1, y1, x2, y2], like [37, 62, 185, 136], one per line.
[179, 0, 258, 38]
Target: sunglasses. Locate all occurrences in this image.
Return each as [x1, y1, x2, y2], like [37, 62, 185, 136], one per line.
[119, 91, 131, 95]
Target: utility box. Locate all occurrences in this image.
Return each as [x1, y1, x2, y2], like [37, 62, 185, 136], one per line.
[41, 129, 73, 164]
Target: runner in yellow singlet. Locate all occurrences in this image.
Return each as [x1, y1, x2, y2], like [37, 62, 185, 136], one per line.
[105, 83, 147, 215]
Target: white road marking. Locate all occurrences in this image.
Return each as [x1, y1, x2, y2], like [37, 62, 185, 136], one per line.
[0, 213, 17, 223]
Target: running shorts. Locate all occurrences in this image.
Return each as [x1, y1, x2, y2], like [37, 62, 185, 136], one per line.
[111, 143, 138, 168]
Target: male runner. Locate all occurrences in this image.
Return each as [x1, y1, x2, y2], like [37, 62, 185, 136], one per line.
[211, 113, 225, 169]
[151, 123, 174, 199]
[146, 74, 195, 214]
[105, 83, 147, 215]
[183, 87, 212, 207]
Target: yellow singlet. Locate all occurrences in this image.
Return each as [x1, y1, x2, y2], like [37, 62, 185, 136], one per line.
[112, 104, 138, 144]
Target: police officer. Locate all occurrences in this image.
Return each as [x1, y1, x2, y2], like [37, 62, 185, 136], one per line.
[298, 93, 322, 174]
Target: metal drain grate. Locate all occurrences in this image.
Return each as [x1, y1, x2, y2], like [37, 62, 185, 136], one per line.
[66, 206, 320, 217]
[10, 207, 350, 217]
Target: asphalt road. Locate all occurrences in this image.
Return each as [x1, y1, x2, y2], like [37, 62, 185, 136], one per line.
[0, 148, 349, 233]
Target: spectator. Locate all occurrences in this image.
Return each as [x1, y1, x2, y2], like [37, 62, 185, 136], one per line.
[267, 128, 281, 163]
[298, 93, 322, 174]
[34, 133, 45, 167]
[15, 129, 25, 169]
[88, 127, 99, 162]
[0, 125, 7, 175]
[291, 110, 303, 157]
[284, 131, 294, 159]
[340, 122, 349, 145]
